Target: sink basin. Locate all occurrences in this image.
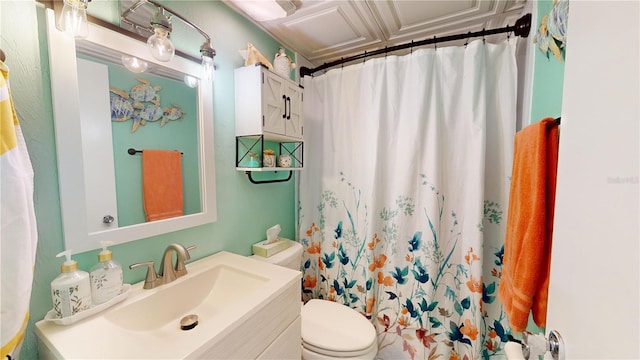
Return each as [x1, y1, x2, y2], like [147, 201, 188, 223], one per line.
[104, 264, 268, 332]
[35, 251, 301, 359]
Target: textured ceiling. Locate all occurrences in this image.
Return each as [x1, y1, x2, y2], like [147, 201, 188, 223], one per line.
[224, 0, 530, 67]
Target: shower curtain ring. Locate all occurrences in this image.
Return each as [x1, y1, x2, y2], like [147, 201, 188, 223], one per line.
[464, 31, 471, 47]
[410, 40, 414, 54]
[434, 36, 437, 50]
[341, 57, 344, 69]
[363, 51, 367, 63]
[385, 46, 388, 58]
[482, 28, 486, 43]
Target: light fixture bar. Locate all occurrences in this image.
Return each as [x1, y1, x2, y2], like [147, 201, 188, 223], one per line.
[120, 17, 153, 37]
[120, 0, 216, 80]
[121, 0, 212, 43]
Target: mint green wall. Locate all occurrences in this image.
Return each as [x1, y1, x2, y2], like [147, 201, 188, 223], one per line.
[530, 0, 566, 123]
[1, 1, 295, 358]
[523, 0, 567, 336]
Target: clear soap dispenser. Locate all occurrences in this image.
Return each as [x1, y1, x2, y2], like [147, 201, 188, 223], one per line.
[90, 241, 124, 305]
[50, 250, 92, 318]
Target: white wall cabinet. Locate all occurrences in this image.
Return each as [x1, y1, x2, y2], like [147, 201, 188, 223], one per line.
[235, 65, 304, 182]
[235, 65, 303, 142]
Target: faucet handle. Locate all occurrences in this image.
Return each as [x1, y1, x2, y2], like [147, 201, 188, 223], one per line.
[175, 245, 196, 278]
[130, 261, 160, 289]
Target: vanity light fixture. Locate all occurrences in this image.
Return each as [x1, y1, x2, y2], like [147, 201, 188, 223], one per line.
[57, 0, 89, 38]
[121, 0, 217, 82]
[200, 40, 216, 82]
[146, 7, 175, 62]
[121, 55, 149, 73]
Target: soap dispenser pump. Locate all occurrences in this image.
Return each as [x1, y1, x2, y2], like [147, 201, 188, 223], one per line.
[90, 241, 124, 305]
[50, 250, 92, 318]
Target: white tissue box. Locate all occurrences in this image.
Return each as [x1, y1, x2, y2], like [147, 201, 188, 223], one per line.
[252, 238, 291, 257]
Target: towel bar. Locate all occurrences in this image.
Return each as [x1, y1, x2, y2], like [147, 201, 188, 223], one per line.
[245, 170, 292, 184]
[127, 148, 183, 155]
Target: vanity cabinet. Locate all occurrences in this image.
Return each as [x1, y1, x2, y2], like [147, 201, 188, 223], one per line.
[234, 64, 303, 142]
[35, 251, 302, 359]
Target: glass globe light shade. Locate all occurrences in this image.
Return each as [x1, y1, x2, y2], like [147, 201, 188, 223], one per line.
[201, 55, 214, 82]
[58, 0, 89, 39]
[121, 55, 149, 73]
[183, 75, 198, 88]
[200, 40, 216, 82]
[147, 28, 175, 62]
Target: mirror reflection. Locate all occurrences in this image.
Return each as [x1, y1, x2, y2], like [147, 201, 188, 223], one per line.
[46, 9, 216, 254]
[78, 54, 202, 227]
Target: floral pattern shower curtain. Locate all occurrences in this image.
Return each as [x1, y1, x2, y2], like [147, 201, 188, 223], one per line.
[299, 38, 518, 359]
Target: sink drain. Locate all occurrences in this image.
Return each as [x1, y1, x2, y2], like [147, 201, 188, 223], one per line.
[180, 314, 199, 331]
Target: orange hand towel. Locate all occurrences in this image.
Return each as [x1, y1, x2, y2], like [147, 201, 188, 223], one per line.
[142, 149, 184, 222]
[498, 117, 559, 333]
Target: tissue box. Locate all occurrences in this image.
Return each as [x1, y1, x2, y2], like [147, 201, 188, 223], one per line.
[252, 238, 291, 257]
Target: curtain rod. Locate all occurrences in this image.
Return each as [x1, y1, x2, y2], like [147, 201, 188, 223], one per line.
[300, 13, 532, 77]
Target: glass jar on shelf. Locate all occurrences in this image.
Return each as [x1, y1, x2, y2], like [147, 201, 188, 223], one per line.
[247, 152, 260, 167]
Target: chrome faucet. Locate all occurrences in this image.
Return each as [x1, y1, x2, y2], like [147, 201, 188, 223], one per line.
[159, 243, 192, 283]
[129, 243, 195, 289]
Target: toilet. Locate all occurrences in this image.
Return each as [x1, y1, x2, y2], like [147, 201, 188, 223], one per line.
[251, 240, 378, 359]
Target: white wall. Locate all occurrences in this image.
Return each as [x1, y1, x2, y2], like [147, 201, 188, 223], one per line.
[546, 1, 639, 358]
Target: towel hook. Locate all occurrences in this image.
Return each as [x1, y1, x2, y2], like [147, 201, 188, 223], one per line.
[547, 330, 565, 360]
[513, 330, 565, 360]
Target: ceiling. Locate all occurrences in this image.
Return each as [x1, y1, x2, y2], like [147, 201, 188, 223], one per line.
[224, 0, 530, 68]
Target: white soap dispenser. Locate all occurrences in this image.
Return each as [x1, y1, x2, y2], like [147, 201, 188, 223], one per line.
[50, 250, 92, 318]
[90, 241, 124, 305]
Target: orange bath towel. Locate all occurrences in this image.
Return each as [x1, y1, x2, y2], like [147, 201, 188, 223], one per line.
[142, 149, 184, 222]
[498, 117, 559, 333]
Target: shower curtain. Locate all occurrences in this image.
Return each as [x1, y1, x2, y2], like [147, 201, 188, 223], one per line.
[299, 38, 517, 359]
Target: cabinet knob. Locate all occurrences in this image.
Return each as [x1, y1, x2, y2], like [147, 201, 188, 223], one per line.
[103, 215, 115, 224]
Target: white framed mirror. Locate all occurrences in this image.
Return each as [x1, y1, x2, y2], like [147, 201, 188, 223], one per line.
[45, 9, 216, 254]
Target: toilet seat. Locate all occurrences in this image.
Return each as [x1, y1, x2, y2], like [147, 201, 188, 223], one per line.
[302, 339, 378, 358]
[301, 299, 377, 358]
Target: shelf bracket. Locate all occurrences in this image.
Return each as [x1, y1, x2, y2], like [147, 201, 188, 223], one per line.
[245, 171, 292, 184]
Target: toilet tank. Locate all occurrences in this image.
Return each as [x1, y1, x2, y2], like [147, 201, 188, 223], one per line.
[250, 240, 303, 270]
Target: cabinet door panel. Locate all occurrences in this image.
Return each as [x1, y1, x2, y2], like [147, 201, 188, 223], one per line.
[235, 65, 304, 144]
[284, 82, 303, 139]
[262, 71, 286, 135]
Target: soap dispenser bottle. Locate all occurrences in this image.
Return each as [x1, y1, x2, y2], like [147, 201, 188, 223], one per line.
[51, 250, 92, 318]
[90, 241, 123, 305]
